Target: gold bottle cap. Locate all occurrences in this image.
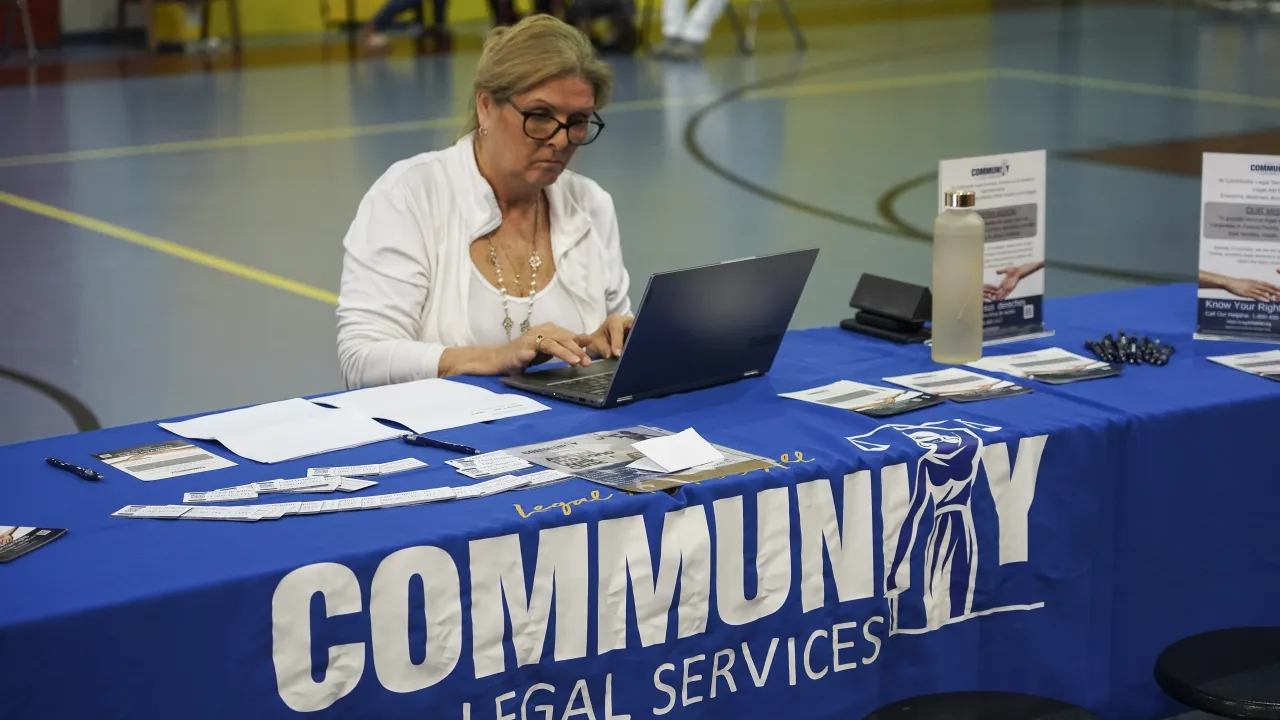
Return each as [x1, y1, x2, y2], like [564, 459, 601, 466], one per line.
[945, 190, 976, 208]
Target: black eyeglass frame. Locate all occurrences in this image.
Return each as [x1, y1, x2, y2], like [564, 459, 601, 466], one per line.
[506, 100, 605, 146]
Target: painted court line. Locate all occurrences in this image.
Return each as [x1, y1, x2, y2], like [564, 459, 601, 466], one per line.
[0, 190, 338, 305]
[0, 70, 992, 169]
[997, 67, 1280, 111]
[5, 65, 1277, 305]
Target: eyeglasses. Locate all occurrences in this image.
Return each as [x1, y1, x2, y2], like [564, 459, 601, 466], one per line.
[507, 101, 605, 146]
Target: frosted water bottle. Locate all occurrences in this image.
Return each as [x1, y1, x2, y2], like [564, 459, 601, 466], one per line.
[931, 190, 985, 364]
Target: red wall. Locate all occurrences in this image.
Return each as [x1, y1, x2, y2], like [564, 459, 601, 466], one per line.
[0, 0, 60, 50]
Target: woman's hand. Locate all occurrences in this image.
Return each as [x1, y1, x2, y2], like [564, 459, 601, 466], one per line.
[575, 314, 634, 359]
[440, 323, 591, 377]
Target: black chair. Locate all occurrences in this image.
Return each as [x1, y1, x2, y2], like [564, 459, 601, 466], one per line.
[865, 691, 1101, 720]
[1155, 627, 1280, 719]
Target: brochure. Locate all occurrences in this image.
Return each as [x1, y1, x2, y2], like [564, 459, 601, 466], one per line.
[884, 368, 1031, 402]
[504, 426, 776, 493]
[779, 380, 943, 417]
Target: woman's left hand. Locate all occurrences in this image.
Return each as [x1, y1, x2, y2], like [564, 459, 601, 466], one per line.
[575, 314, 634, 359]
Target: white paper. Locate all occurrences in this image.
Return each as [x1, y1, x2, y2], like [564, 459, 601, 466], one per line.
[375, 458, 429, 474]
[93, 440, 237, 482]
[630, 428, 724, 474]
[308, 458, 427, 478]
[518, 469, 572, 487]
[448, 451, 532, 478]
[160, 399, 404, 464]
[1209, 349, 1280, 378]
[938, 149, 1048, 339]
[377, 487, 456, 507]
[180, 507, 261, 521]
[778, 380, 912, 411]
[253, 502, 303, 519]
[315, 378, 550, 434]
[308, 463, 379, 478]
[336, 478, 378, 492]
[113, 505, 190, 519]
[454, 475, 531, 499]
[1197, 153, 1280, 341]
[282, 480, 342, 493]
[885, 368, 1018, 396]
[183, 487, 259, 504]
[969, 348, 1107, 377]
[250, 477, 329, 494]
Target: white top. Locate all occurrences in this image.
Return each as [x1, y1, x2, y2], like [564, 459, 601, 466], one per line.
[467, 265, 585, 347]
[336, 132, 632, 389]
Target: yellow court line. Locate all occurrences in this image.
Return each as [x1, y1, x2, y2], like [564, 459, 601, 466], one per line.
[0, 70, 992, 170]
[750, 67, 996, 100]
[996, 67, 1280, 110]
[0, 96, 685, 170]
[0, 190, 338, 305]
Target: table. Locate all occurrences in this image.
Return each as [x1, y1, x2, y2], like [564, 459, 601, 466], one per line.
[4, 283, 1279, 720]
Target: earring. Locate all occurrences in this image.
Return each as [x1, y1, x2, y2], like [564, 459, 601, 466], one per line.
[479, 126, 489, 136]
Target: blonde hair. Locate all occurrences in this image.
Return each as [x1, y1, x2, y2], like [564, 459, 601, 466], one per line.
[469, 15, 614, 133]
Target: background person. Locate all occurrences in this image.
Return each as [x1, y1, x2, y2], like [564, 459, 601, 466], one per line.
[651, 0, 730, 59]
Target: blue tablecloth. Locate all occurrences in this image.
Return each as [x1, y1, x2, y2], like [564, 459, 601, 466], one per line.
[4, 283, 1280, 720]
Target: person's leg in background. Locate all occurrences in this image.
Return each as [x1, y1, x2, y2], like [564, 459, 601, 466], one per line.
[655, 0, 730, 59]
[489, 0, 517, 25]
[363, 0, 424, 50]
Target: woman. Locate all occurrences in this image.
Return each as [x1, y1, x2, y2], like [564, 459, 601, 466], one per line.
[337, 15, 633, 390]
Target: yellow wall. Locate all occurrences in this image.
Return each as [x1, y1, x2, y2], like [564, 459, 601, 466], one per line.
[156, 0, 513, 39]
[161, 0, 996, 41]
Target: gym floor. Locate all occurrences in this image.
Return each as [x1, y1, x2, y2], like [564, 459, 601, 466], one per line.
[2, 0, 1278, 445]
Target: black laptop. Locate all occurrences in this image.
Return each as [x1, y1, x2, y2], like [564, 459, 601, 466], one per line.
[501, 248, 819, 408]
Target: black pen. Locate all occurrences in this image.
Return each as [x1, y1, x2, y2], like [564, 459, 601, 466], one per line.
[46, 457, 104, 481]
[403, 434, 479, 455]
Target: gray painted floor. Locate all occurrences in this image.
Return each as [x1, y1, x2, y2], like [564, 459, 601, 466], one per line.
[4, 2, 1280, 444]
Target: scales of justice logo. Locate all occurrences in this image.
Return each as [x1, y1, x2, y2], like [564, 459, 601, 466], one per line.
[850, 419, 1044, 635]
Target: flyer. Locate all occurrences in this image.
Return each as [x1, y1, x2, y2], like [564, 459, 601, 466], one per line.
[1207, 349, 1280, 381]
[93, 440, 236, 481]
[504, 426, 776, 493]
[0, 526, 67, 563]
[778, 380, 944, 417]
[1197, 153, 1280, 342]
[969, 348, 1121, 384]
[937, 149, 1049, 342]
[884, 368, 1031, 403]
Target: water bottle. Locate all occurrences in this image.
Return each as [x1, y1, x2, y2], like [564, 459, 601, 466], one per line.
[931, 190, 984, 364]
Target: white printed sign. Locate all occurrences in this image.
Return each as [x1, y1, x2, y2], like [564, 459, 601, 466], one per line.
[1197, 153, 1280, 342]
[938, 149, 1047, 341]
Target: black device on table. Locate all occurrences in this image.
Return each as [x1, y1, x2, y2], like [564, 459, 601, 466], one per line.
[501, 248, 819, 409]
[839, 273, 932, 344]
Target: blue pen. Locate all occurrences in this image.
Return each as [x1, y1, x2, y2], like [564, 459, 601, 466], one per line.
[46, 457, 105, 481]
[403, 434, 480, 455]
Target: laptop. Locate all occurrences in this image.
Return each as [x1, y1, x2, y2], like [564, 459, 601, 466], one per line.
[501, 248, 819, 408]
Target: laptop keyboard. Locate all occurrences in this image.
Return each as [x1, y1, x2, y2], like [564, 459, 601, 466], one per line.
[556, 372, 615, 397]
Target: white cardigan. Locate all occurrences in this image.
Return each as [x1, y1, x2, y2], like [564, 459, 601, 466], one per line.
[336, 133, 632, 389]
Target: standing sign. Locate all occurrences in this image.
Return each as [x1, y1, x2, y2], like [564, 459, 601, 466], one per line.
[938, 150, 1049, 343]
[1197, 153, 1280, 343]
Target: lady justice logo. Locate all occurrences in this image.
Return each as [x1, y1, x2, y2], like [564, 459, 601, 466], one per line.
[849, 419, 1044, 635]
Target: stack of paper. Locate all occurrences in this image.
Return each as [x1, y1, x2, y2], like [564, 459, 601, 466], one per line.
[628, 429, 724, 473]
[159, 398, 404, 464]
[447, 451, 532, 478]
[1208, 350, 1280, 381]
[969, 348, 1119, 384]
[779, 380, 944, 417]
[314, 378, 549, 434]
[886, 368, 1031, 403]
[454, 475, 531, 499]
[307, 458, 427, 478]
